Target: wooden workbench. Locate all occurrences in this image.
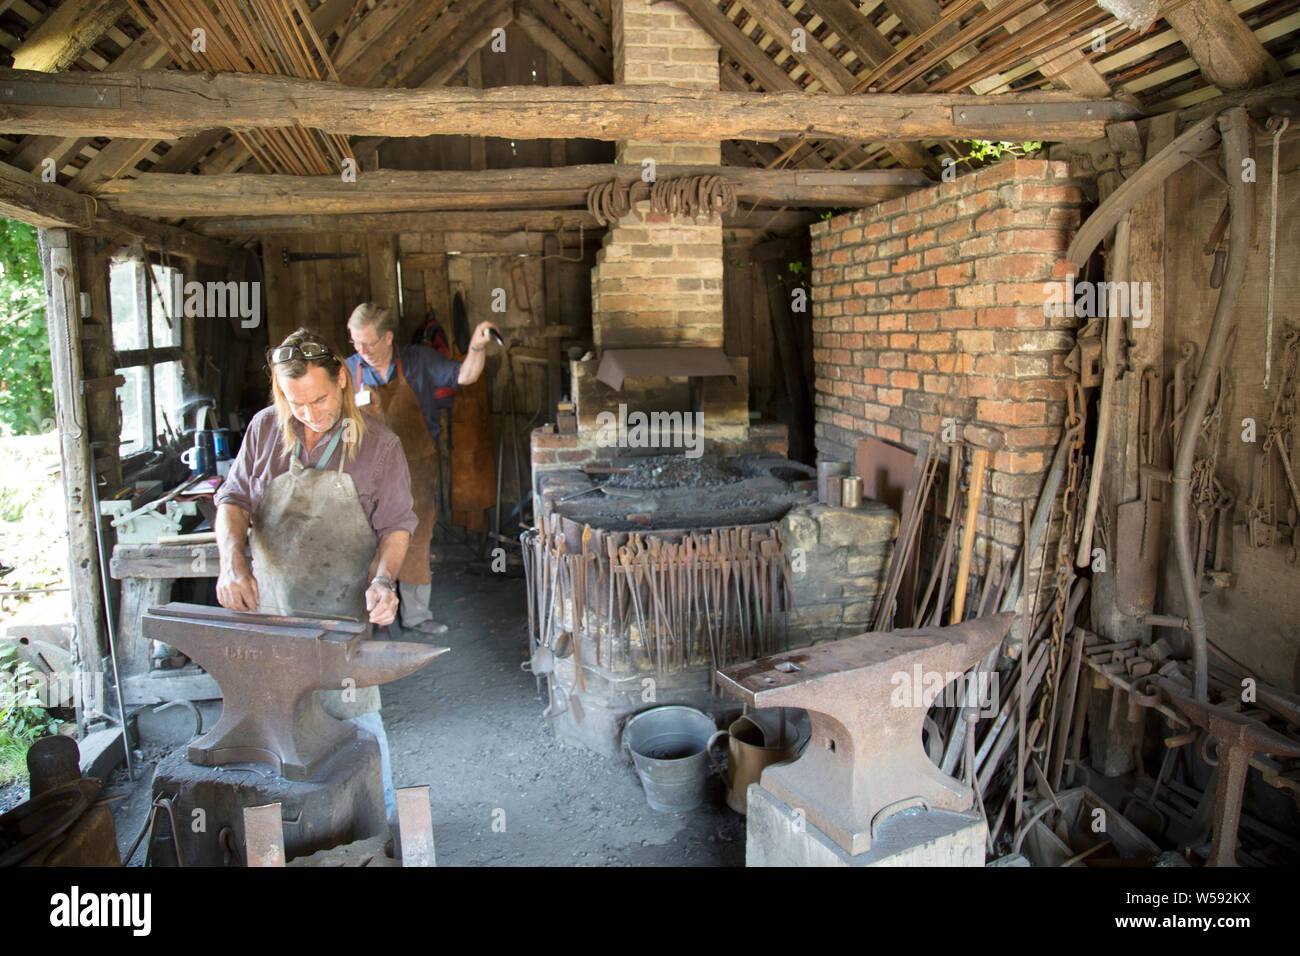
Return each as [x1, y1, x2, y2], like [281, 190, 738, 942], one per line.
[110, 543, 222, 704]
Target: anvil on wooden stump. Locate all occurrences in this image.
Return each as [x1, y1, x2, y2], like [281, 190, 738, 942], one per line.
[718, 613, 1013, 855]
[142, 602, 447, 782]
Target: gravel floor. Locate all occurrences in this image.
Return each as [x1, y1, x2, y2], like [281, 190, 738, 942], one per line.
[101, 554, 746, 867]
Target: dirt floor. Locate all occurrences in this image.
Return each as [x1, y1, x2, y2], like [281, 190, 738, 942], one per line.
[102, 547, 746, 867]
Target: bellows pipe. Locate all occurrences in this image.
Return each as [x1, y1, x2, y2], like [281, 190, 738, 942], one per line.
[1168, 107, 1252, 702]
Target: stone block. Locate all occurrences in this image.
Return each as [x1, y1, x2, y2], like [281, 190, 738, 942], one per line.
[746, 784, 986, 867]
[814, 501, 898, 548]
[781, 510, 819, 553]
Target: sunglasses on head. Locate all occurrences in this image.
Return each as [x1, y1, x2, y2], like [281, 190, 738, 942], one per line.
[268, 341, 334, 365]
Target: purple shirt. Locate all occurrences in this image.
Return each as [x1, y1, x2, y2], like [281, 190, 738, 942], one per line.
[215, 406, 418, 539]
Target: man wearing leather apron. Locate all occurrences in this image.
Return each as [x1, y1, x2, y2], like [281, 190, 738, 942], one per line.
[344, 302, 496, 634]
[214, 328, 417, 820]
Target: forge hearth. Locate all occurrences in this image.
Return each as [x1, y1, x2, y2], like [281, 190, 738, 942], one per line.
[523, 448, 897, 756]
[540, 453, 815, 532]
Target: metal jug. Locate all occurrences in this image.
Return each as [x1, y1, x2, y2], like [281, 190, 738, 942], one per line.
[707, 708, 807, 815]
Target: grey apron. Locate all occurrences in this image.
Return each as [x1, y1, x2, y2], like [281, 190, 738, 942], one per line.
[250, 426, 381, 719]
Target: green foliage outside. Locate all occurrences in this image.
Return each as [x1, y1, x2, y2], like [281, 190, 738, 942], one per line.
[958, 139, 1044, 167]
[0, 219, 54, 437]
[0, 643, 61, 784]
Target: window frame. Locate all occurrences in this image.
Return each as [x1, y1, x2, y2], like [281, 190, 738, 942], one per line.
[110, 254, 186, 466]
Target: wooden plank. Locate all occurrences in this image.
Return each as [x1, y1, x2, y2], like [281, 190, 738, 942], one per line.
[553, 0, 609, 51]
[110, 543, 222, 579]
[0, 68, 1131, 142]
[340, 0, 452, 85]
[122, 669, 222, 705]
[773, 0, 934, 169]
[1163, 0, 1280, 91]
[261, 236, 296, 348]
[367, 234, 399, 310]
[95, 165, 929, 218]
[40, 229, 105, 683]
[115, 577, 171, 676]
[148, 128, 225, 174]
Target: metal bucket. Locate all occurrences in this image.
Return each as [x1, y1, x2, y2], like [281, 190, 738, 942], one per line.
[622, 706, 717, 813]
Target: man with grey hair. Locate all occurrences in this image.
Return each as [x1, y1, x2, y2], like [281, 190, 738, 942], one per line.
[346, 302, 497, 634]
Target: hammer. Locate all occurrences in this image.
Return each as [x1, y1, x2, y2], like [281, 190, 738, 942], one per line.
[951, 424, 1005, 624]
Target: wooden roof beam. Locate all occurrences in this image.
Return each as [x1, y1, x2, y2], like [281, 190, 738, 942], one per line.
[95, 165, 931, 217]
[0, 70, 1133, 142]
[1162, 0, 1280, 91]
[0, 158, 237, 263]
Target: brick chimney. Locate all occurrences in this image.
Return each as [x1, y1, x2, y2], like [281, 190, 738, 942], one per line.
[572, 0, 749, 444]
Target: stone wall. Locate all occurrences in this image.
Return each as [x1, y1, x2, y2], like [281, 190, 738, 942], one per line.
[780, 501, 897, 642]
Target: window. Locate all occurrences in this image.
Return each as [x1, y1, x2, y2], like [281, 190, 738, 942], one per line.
[110, 258, 185, 457]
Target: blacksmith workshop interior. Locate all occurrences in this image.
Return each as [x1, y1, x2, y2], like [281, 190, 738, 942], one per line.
[0, 0, 1298, 872]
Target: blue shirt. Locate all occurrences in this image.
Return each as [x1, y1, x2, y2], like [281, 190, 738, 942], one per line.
[345, 345, 461, 441]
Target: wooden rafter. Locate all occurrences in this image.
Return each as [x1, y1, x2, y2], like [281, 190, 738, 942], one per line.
[11, 0, 127, 72]
[517, 6, 606, 85]
[526, 0, 612, 78]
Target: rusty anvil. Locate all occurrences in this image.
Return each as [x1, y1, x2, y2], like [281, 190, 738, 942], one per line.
[142, 602, 447, 782]
[718, 613, 1013, 855]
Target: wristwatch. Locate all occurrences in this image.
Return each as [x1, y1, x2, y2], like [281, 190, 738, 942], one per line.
[371, 575, 396, 592]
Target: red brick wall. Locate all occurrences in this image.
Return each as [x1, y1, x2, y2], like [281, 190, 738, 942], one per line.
[810, 158, 1083, 563]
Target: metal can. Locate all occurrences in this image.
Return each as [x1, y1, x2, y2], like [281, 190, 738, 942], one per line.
[841, 476, 863, 508]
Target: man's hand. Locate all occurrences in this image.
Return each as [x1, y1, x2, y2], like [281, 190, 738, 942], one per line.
[458, 321, 498, 386]
[468, 320, 499, 351]
[216, 554, 260, 611]
[366, 580, 399, 626]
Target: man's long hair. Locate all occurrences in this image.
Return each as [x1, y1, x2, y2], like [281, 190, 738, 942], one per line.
[268, 328, 367, 463]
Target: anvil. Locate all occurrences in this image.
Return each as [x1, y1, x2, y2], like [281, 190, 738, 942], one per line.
[142, 602, 447, 781]
[717, 614, 1013, 855]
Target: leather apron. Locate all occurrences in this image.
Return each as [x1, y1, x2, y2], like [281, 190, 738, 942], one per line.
[355, 352, 438, 586]
[249, 426, 381, 719]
